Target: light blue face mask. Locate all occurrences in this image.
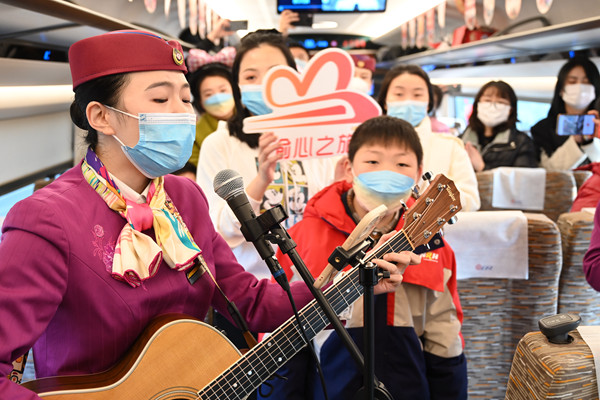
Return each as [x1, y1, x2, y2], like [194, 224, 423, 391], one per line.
[105, 105, 196, 179]
[240, 84, 273, 116]
[387, 100, 428, 127]
[203, 92, 234, 107]
[353, 170, 415, 212]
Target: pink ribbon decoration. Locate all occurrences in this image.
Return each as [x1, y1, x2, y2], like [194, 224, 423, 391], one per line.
[186, 47, 236, 72]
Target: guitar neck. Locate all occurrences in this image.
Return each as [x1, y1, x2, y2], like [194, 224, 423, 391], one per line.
[198, 229, 413, 400]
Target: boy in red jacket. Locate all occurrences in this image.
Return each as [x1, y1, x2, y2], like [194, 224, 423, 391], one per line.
[258, 115, 467, 400]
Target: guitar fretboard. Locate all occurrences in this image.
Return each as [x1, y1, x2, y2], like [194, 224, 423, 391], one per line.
[197, 230, 413, 400]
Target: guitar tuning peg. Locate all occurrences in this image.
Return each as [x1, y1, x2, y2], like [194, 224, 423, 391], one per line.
[400, 200, 408, 211]
[421, 171, 433, 182]
[412, 186, 420, 199]
[448, 216, 458, 225]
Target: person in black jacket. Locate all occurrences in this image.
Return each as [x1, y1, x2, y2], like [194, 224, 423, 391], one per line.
[530, 56, 600, 170]
[461, 80, 537, 172]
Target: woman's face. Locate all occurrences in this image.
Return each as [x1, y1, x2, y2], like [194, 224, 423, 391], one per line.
[385, 73, 429, 105]
[563, 65, 590, 91]
[238, 44, 289, 86]
[479, 86, 511, 108]
[111, 70, 193, 147]
[199, 75, 232, 104]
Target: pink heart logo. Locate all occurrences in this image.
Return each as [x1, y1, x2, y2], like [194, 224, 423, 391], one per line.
[244, 48, 381, 133]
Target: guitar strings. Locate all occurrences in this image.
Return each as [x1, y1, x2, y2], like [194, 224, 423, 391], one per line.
[196, 186, 458, 399]
[196, 234, 413, 399]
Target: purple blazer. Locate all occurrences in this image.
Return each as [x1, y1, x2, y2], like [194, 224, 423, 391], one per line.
[583, 201, 600, 291]
[0, 164, 312, 399]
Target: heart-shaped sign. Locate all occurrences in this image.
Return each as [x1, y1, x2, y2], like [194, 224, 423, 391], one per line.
[243, 48, 381, 160]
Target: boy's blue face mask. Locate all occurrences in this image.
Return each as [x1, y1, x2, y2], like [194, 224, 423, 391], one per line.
[353, 170, 414, 213]
[386, 100, 428, 127]
[240, 84, 273, 116]
[105, 105, 196, 179]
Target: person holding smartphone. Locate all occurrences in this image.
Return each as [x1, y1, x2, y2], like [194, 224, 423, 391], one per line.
[460, 80, 537, 172]
[531, 56, 600, 170]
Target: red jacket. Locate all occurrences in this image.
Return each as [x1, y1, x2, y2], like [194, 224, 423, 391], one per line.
[572, 162, 600, 212]
[277, 180, 458, 294]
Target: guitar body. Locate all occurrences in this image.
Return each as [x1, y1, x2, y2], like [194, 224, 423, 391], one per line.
[23, 315, 243, 400]
[19, 175, 461, 400]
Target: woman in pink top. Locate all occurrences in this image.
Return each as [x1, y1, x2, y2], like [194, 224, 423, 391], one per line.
[0, 30, 409, 399]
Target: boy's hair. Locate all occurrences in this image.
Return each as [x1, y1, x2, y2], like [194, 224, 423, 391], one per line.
[348, 116, 423, 167]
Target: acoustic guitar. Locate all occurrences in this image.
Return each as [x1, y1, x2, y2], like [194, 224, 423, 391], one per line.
[22, 174, 461, 399]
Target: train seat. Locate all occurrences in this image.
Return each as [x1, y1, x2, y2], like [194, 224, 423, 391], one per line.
[572, 169, 593, 191]
[505, 329, 597, 400]
[456, 213, 561, 399]
[556, 210, 600, 325]
[476, 169, 576, 222]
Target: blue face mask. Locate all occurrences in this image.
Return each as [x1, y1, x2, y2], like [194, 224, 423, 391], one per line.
[387, 100, 428, 127]
[240, 84, 273, 116]
[353, 170, 415, 213]
[106, 105, 196, 179]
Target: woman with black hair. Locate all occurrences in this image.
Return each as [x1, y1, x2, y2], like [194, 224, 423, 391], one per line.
[377, 64, 480, 211]
[460, 80, 537, 171]
[531, 56, 600, 170]
[196, 30, 339, 281]
[186, 62, 235, 167]
[0, 29, 409, 398]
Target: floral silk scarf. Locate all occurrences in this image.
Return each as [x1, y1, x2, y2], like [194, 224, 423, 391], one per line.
[82, 148, 201, 287]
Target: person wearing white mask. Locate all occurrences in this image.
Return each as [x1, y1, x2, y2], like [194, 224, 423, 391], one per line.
[531, 56, 600, 170]
[288, 41, 311, 73]
[197, 30, 340, 282]
[378, 64, 481, 211]
[186, 62, 235, 170]
[460, 81, 537, 172]
[349, 53, 376, 95]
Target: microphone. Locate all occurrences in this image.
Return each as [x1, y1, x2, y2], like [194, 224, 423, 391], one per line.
[213, 169, 290, 291]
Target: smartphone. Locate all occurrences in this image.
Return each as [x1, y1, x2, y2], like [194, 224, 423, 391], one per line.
[556, 114, 596, 136]
[292, 13, 314, 27]
[225, 20, 248, 31]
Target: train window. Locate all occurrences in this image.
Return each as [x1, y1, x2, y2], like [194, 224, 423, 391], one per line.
[454, 95, 474, 133]
[0, 184, 35, 238]
[516, 100, 551, 134]
[452, 95, 551, 134]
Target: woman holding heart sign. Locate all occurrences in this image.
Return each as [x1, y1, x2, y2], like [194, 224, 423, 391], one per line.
[196, 30, 341, 282]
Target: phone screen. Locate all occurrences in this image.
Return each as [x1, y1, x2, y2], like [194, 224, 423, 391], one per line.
[556, 114, 596, 136]
[225, 20, 248, 31]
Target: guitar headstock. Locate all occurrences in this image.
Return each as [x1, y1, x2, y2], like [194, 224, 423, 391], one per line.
[403, 174, 461, 249]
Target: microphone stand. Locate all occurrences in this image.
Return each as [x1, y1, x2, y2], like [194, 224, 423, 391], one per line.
[258, 206, 392, 400]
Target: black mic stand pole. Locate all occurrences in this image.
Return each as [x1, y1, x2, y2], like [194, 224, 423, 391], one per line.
[274, 223, 393, 400]
[258, 206, 367, 374]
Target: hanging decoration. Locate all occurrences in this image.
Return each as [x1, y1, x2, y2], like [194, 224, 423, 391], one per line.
[401, 23, 408, 50]
[189, 0, 198, 35]
[464, 0, 476, 30]
[144, 0, 157, 13]
[164, 0, 171, 17]
[536, 0, 553, 14]
[213, 12, 222, 45]
[206, 6, 213, 38]
[178, 0, 187, 29]
[416, 13, 425, 48]
[483, 0, 494, 26]
[506, 0, 522, 20]
[198, 0, 206, 39]
[408, 18, 416, 48]
[426, 8, 435, 47]
[437, 1, 446, 29]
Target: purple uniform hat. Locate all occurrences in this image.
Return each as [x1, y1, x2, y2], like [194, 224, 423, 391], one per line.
[351, 54, 376, 73]
[69, 30, 187, 90]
